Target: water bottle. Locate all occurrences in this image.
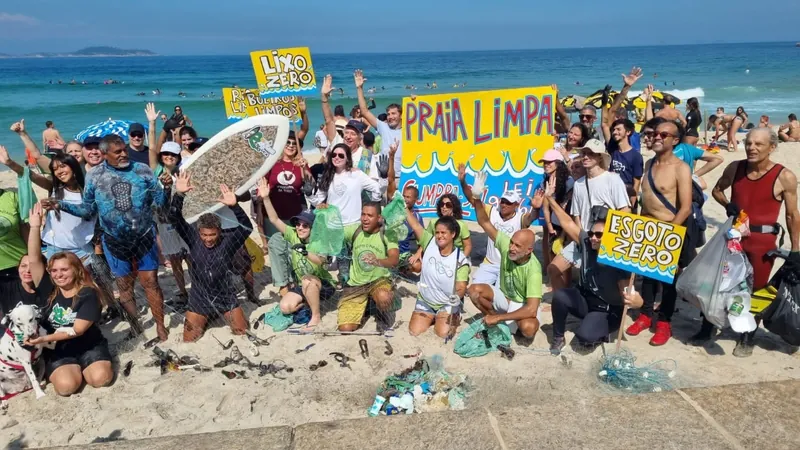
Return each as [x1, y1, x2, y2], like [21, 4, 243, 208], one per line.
[729, 295, 745, 316]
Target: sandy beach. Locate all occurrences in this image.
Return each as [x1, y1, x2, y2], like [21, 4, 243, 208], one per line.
[1, 133, 798, 448]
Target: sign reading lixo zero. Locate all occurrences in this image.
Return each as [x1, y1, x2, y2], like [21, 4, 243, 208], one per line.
[250, 47, 317, 99]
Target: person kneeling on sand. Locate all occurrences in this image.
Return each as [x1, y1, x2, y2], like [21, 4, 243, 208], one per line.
[170, 172, 250, 342]
[404, 211, 469, 338]
[541, 180, 643, 354]
[466, 172, 542, 339]
[318, 202, 399, 332]
[259, 179, 335, 331]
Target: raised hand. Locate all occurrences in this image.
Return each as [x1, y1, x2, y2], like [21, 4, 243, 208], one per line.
[219, 184, 237, 207]
[297, 97, 306, 113]
[0, 145, 11, 165]
[145, 102, 160, 122]
[257, 177, 270, 199]
[175, 171, 193, 194]
[376, 154, 389, 179]
[321, 74, 333, 98]
[471, 170, 488, 200]
[457, 163, 466, 182]
[530, 189, 544, 209]
[643, 84, 654, 100]
[10, 119, 25, 134]
[388, 139, 399, 157]
[622, 67, 643, 87]
[159, 172, 173, 188]
[301, 177, 315, 197]
[544, 176, 556, 198]
[29, 202, 43, 228]
[353, 69, 366, 89]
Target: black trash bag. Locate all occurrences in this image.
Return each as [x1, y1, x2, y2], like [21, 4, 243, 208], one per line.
[762, 266, 800, 346]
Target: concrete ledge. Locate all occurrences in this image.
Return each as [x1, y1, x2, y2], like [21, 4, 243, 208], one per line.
[39, 380, 800, 450]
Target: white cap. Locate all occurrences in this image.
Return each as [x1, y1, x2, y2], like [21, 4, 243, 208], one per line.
[160, 141, 181, 155]
[576, 138, 610, 169]
[725, 292, 757, 333]
[501, 190, 522, 204]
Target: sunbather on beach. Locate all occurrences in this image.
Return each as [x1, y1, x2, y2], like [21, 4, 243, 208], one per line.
[778, 113, 800, 142]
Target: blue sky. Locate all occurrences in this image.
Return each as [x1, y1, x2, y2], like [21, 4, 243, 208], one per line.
[1, 0, 798, 55]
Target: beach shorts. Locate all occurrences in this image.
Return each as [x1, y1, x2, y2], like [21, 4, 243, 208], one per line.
[472, 262, 500, 286]
[187, 293, 239, 318]
[157, 222, 188, 257]
[337, 277, 393, 327]
[43, 243, 94, 265]
[102, 234, 159, 278]
[414, 298, 458, 316]
[559, 241, 583, 268]
[289, 278, 336, 304]
[491, 285, 525, 334]
[44, 339, 112, 378]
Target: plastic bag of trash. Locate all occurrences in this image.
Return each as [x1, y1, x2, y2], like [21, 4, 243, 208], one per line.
[453, 319, 511, 358]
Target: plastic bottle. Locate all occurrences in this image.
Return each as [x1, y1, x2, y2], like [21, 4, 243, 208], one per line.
[368, 395, 386, 417]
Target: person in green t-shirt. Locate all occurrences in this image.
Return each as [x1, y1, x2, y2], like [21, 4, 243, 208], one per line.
[0, 189, 29, 272]
[466, 172, 543, 338]
[314, 202, 399, 332]
[260, 179, 334, 331]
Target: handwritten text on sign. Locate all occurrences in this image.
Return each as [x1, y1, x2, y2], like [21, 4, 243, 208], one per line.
[598, 210, 687, 283]
[250, 47, 317, 98]
[222, 88, 300, 123]
[399, 86, 554, 221]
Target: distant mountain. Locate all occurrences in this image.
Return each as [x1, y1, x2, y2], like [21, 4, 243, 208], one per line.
[0, 47, 157, 58]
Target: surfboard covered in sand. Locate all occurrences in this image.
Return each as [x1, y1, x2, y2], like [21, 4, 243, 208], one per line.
[180, 114, 289, 223]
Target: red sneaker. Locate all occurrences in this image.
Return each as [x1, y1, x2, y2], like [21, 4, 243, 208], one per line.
[650, 321, 672, 346]
[625, 314, 651, 336]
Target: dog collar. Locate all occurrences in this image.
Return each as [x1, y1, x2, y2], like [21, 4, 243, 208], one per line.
[5, 327, 24, 346]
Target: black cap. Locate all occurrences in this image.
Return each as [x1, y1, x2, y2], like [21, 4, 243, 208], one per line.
[163, 118, 180, 132]
[290, 210, 315, 227]
[128, 123, 145, 135]
[345, 120, 365, 134]
[187, 137, 208, 151]
[82, 136, 102, 146]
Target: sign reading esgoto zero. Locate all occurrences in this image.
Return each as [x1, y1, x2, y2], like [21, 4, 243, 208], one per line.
[222, 88, 300, 123]
[399, 86, 555, 222]
[250, 47, 317, 98]
[598, 210, 687, 283]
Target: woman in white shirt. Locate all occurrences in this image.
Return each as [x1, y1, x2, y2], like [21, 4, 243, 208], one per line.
[405, 212, 469, 338]
[42, 154, 95, 264]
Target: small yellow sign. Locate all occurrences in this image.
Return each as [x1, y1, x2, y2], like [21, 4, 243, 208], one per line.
[250, 47, 317, 98]
[598, 210, 687, 283]
[222, 88, 300, 123]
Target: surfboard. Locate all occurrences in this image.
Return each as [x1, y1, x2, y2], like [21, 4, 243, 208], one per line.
[179, 114, 290, 223]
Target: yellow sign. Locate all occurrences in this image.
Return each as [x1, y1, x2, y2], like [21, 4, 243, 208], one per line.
[598, 210, 687, 283]
[250, 47, 317, 98]
[222, 88, 300, 123]
[244, 237, 265, 273]
[400, 86, 555, 221]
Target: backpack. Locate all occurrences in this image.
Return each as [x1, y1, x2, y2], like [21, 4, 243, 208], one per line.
[646, 164, 707, 248]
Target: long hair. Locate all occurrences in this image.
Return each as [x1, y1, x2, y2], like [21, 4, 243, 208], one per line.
[569, 123, 590, 148]
[48, 154, 85, 221]
[436, 193, 463, 219]
[318, 144, 353, 193]
[47, 252, 107, 308]
[687, 97, 699, 112]
[551, 160, 570, 206]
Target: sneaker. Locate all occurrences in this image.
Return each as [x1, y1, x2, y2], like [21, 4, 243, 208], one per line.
[625, 314, 652, 336]
[733, 331, 755, 358]
[550, 337, 566, 355]
[649, 321, 672, 346]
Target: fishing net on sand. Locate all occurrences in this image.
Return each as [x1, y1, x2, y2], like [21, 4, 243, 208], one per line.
[596, 348, 677, 393]
[308, 205, 344, 256]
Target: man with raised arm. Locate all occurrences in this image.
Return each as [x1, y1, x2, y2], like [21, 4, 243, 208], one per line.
[354, 69, 403, 172]
[465, 172, 542, 338]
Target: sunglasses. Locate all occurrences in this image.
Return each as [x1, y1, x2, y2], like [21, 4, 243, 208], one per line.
[500, 199, 514, 205]
[130, 132, 144, 138]
[653, 131, 675, 140]
[295, 222, 310, 229]
[161, 153, 178, 158]
[579, 114, 595, 120]
[588, 231, 604, 238]
[175, 109, 181, 112]
[286, 140, 297, 147]
[332, 152, 346, 160]
[440, 201, 453, 208]
[84, 145, 100, 151]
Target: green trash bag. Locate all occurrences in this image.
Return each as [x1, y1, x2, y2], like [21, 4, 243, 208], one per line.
[17, 167, 36, 222]
[263, 305, 293, 332]
[453, 319, 511, 358]
[382, 192, 407, 242]
[308, 205, 344, 256]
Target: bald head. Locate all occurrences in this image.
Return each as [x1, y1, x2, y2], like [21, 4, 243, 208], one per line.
[508, 229, 535, 262]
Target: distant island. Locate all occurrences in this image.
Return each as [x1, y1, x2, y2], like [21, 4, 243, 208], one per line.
[0, 47, 157, 58]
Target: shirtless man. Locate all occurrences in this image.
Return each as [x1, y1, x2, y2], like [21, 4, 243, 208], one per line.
[778, 114, 800, 142]
[643, 84, 687, 128]
[42, 121, 65, 152]
[704, 128, 800, 356]
[625, 121, 694, 346]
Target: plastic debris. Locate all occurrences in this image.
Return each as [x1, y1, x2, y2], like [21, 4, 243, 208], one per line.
[597, 349, 677, 393]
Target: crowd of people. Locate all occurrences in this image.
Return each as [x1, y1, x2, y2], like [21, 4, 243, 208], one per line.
[0, 67, 797, 401]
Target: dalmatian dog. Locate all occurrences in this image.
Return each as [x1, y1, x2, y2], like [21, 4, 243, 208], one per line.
[0, 303, 60, 413]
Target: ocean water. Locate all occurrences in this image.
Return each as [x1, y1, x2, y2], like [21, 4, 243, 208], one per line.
[1, 41, 798, 162]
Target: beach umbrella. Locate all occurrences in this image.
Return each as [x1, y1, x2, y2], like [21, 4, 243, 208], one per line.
[75, 119, 148, 143]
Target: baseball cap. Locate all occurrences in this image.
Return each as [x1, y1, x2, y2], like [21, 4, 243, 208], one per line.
[128, 123, 145, 136]
[500, 190, 522, 204]
[290, 210, 316, 227]
[345, 120, 365, 134]
[187, 137, 208, 151]
[725, 293, 757, 333]
[576, 138, 610, 169]
[539, 149, 564, 163]
[82, 136, 102, 147]
[160, 141, 181, 155]
[334, 118, 348, 131]
[163, 118, 181, 132]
